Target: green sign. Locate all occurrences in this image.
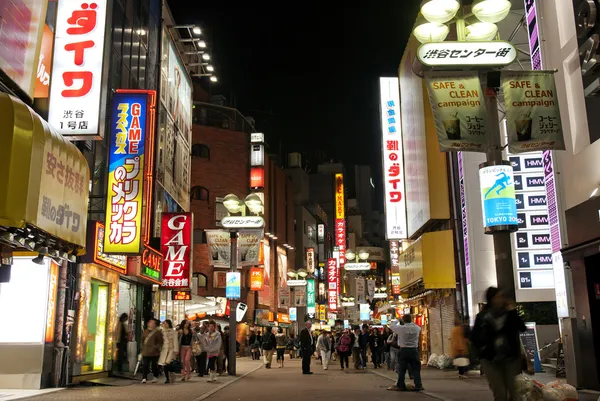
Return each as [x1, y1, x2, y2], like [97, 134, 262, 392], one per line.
[502, 70, 565, 153]
[143, 266, 159, 280]
[424, 72, 489, 153]
[307, 279, 316, 315]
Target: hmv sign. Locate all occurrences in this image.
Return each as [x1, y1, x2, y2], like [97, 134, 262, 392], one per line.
[516, 212, 549, 230]
[513, 174, 546, 192]
[516, 231, 552, 250]
[517, 251, 553, 269]
[510, 155, 544, 173]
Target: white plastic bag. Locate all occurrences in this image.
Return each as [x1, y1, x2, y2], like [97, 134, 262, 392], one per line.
[542, 387, 563, 401]
[427, 353, 439, 367]
[438, 354, 453, 369]
[547, 381, 578, 401]
[515, 374, 533, 395]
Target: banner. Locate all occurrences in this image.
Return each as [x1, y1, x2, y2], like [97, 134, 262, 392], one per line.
[226, 272, 241, 299]
[250, 268, 264, 291]
[327, 258, 338, 311]
[294, 286, 306, 306]
[206, 229, 262, 267]
[280, 287, 291, 307]
[502, 71, 565, 153]
[367, 280, 376, 299]
[307, 279, 316, 315]
[424, 72, 488, 152]
[356, 277, 366, 304]
[479, 164, 518, 232]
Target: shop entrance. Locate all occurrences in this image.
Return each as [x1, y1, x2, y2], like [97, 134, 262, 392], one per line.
[584, 253, 600, 381]
[83, 280, 109, 373]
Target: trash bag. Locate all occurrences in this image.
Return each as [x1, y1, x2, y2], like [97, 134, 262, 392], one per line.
[529, 381, 545, 401]
[437, 354, 453, 369]
[428, 353, 439, 367]
[542, 386, 563, 401]
[546, 381, 578, 401]
[516, 374, 534, 395]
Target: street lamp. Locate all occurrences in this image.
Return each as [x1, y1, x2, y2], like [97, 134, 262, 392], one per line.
[206, 65, 214, 72]
[471, 0, 512, 23]
[210, 76, 218, 83]
[358, 249, 370, 261]
[192, 26, 202, 35]
[244, 193, 263, 215]
[202, 53, 211, 61]
[345, 249, 356, 261]
[420, 0, 460, 24]
[465, 22, 498, 41]
[197, 40, 207, 48]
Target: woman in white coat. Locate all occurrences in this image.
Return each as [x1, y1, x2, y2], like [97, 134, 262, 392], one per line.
[159, 320, 179, 383]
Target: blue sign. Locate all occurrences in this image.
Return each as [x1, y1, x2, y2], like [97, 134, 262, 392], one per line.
[226, 272, 241, 299]
[479, 165, 518, 230]
[289, 307, 297, 322]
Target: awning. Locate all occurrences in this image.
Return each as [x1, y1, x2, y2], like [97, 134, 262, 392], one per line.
[0, 93, 90, 250]
[184, 295, 223, 315]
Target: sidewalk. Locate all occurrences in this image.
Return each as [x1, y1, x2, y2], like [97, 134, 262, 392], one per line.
[19, 358, 262, 401]
[372, 366, 600, 401]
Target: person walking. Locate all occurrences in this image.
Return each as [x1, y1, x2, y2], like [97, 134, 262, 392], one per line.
[262, 327, 277, 368]
[275, 327, 288, 368]
[358, 325, 370, 369]
[249, 331, 261, 360]
[178, 320, 193, 381]
[316, 330, 332, 370]
[193, 325, 207, 377]
[115, 313, 129, 373]
[201, 320, 222, 383]
[141, 319, 164, 384]
[388, 314, 423, 392]
[222, 326, 231, 374]
[451, 317, 471, 379]
[387, 330, 400, 372]
[351, 327, 361, 370]
[300, 321, 314, 374]
[158, 320, 178, 383]
[337, 329, 352, 371]
[216, 325, 225, 375]
[287, 334, 297, 359]
[471, 287, 526, 401]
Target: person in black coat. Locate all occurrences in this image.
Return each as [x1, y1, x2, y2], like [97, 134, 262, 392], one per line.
[299, 321, 314, 374]
[358, 324, 370, 369]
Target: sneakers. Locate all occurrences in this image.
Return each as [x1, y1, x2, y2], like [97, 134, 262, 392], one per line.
[141, 379, 147, 384]
[151, 378, 158, 383]
[387, 385, 400, 391]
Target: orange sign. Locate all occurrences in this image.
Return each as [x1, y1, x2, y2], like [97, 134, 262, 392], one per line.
[370, 262, 377, 270]
[250, 167, 264, 188]
[250, 268, 264, 291]
[335, 174, 344, 219]
[34, 25, 54, 98]
[172, 290, 192, 301]
[45, 260, 59, 343]
[268, 311, 274, 322]
[278, 313, 290, 324]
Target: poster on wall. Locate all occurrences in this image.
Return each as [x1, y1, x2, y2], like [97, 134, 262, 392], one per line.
[424, 72, 488, 152]
[205, 229, 262, 267]
[295, 286, 306, 306]
[502, 71, 565, 153]
[258, 242, 271, 305]
[479, 164, 519, 233]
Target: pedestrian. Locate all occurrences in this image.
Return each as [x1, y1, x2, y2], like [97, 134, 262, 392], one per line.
[316, 330, 332, 370]
[222, 326, 230, 374]
[351, 327, 361, 370]
[141, 318, 164, 384]
[249, 331, 261, 360]
[388, 314, 423, 392]
[471, 287, 526, 401]
[178, 320, 193, 381]
[451, 316, 471, 379]
[216, 324, 225, 374]
[337, 329, 352, 371]
[201, 320, 222, 383]
[262, 327, 277, 368]
[370, 328, 383, 368]
[300, 321, 314, 374]
[287, 334, 297, 359]
[159, 320, 178, 383]
[387, 330, 400, 372]
[115, 313, 129, 373]
[383, 327, 392, 369]
[275, 327, 288, 368]
[193, 324, 207, 377]
[359, 324, 370, 369]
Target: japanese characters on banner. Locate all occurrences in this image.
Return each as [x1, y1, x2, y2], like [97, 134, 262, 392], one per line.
[380, 77, 407, 240]
[319, 304, 327, 321]
[295, 286, 306, 307]
[458, 153, 471, 286]
[160, 213, 193, 288]
[104, 92, 147, 253]
[479, 164, 518, 232]
[502, 71, 565, 153]
[327, 258, 338, 312]
[306, 247, 315, 273]
[356, 277, 366, 304]
[0, 0, 47, 99]
[335, 220, 346, 266]
[389, 240, 401, 295]
[317, 224, 325, 243]
[35, 25, 55, 98]
[307, 279, 316, 314]
[49, 0, 108, 138]
[251, 144, 265, 166]
[367, 280, 376, 300]
[205, 229, 262, 267]
[424, 72, 488, 152]
[250, 268, 264, 291]
[335, 174, 345, 220]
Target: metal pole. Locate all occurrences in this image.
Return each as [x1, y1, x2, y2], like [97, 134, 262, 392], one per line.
[228, 231, 238, 376]
[483, 84, 517, 302]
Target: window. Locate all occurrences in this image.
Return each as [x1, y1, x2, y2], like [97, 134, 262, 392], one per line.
[191, 186, 209, 201]
[192, 144, 210, 159]
[196, 273, 208, 288]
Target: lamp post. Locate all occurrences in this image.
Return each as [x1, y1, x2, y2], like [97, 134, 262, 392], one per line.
[412, 0, 516, 301]
[222, 193, 264, 376]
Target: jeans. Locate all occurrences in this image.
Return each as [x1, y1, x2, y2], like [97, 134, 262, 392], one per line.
[339, 351, 350, 369]
[360, 348, 368, 368]
[207, 356, 218, 372]
[142, 356, 159, 380]
[481, 358, 521, 401]
[352, 347, 361, 369]
[196, 352, 207, 376]
[320, 350, 331, 369]
[389, 348, 399, 371]
[180, 346, 192, 378]
[277, 348, 286, 361]
[396, 348, 422, 390]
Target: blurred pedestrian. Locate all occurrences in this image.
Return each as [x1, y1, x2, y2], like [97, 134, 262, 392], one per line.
[201, 320, 222, 383]
[179, 320, 193, 381]
[352, 327, 361, 370]
[451, 316, 471, 379]
[316, 330, 332, 370]
[193, 324, 207, 377]
[275, 327, 288, 368]
[250, 331, 261, 360]
[262, 327, 277, 368]
[300, 321, 314, 374]
[388, 315, 423, 392]
[115, 313, 129, 373]
[337, 329, 352, 371]
[141, 319, 163, 384]
[471, 287, 526, 401]
[159, 320, 178, 383]
[387, 330, 400, 372]
[359, 324, 370, 369]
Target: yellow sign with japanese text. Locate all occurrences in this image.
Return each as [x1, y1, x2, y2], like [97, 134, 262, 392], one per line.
[335, 173, 344, 219]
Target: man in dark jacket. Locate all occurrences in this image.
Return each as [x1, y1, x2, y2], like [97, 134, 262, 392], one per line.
[358, 324, 370, 369]
[262, 327, 277, 368]
[141, 319, 163, 383]
[299, 321, 314, 374]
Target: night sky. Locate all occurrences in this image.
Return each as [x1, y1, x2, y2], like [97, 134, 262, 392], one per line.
[169, 2, 420, 172]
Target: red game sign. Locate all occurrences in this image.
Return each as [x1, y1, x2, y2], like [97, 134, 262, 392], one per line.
[161, 212, 193, 288]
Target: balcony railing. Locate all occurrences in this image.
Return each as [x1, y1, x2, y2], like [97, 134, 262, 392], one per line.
[193, 102, 255, 134]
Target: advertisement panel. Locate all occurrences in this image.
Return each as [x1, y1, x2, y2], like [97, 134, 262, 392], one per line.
[389, 240, 401, 295]
[49, 0, 108, 138]
[380, 77, 408, 239]
[250, 167, 264, 189]
[327, 258, 337, 311]
[0, 0, 47, 99]
[91, 222, 127, 274]
[289, 307, 297, 322]
[479, 164, 518, 232]
[335, 219, 346, 266]
[250, 268, 264, 291]
[45, 260, 59, 343]
[317, 224, 325, 243]
[400, 37, 430, 237]
[205, 229, 262, 267]
[307, 278, 316, 315]
[306, 247, 315, 273]
[258, 242, 271, 306]
[335, 174, 345, 219]
[424, 72, 488, 152]
[319, 304, 327, 321]
[104, 92, 147, 254]
[226, 272, 241, 299]
[295, 286, 306, 307]
[356, 277, 366, 304]
[251, 144, 264, 166]
[502, 71, 565, 153]
[34, 24, 54, 98]
[161, 212, 193, 288]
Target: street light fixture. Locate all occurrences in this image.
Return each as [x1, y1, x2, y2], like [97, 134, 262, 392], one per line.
[465, 21, 498, 41]
[413, 20, 450, 44]
[193, 27, 202, 35]
[223, 194, 242, 213]
[358, 249, 370, 261]
[202, 53, 211, 61]
[207, 65, 214, 72]
[244, 193, 263, 215]
[197, 40, 207, 48]
[210, 76, 218, 83]
[297, 269, 308, 278]
[471, 0, 512, 23]
[345, 249, 356, 261]
[420, 0, 460, 24]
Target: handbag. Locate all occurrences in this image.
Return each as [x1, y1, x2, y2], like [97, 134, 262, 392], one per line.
[192, 339, 202, 356]
[453, 357, 470, 367]
[167, 359, 183, 373]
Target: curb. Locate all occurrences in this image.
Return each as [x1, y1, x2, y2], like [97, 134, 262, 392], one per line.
[370, 369, 453, 401]
[191, 364, 263, 401]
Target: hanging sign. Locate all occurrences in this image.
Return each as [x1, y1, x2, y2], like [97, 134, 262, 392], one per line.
[161, 212, 193, 288]
[327, 258, 338, 311]
[306, 247, 315, 273]
[344, 263, 371, 271]
[502, 71, 565, 153]
[250, 268, 264, 291]
[479, 163, 519, 233]
[226, 272, 241, 299]
[307, 278, 316, 314]
[417, 41, 517, 68]
[424, 72, 489, 152]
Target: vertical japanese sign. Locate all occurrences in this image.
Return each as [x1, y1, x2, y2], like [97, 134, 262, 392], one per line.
[161, 212, 192, 288]
[250, 167, 264, 189]
[306, 247, 315, 273]
[327, 258, 338, 311]
[250, 268, 264, 291]
[458, 153, 470, 286]
[424, 72, 488, 152]
[307, 278, 316, 315]
[34, 25, 54, 98]
[380, 77, 407, 239]
[335, 173, 346, 265]
[317, 224, 325, 243]
[226, 272, 241, 299]
[319, 304, 327, 321]
[389, 240, 401, 295]
[479, 164, 518, 232]
[104, 92, 147, 253]
[502, 71, 565, 153]
[49, 0, 108, 138]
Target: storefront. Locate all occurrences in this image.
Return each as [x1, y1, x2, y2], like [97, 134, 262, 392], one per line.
[398, 231, 456, 362]
[0, 93, 90, 389]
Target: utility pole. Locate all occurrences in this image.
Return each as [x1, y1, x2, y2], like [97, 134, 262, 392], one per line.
[228, 231, 238, 376]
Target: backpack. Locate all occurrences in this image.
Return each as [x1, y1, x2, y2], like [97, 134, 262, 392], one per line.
[338, 334, 351, 353]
